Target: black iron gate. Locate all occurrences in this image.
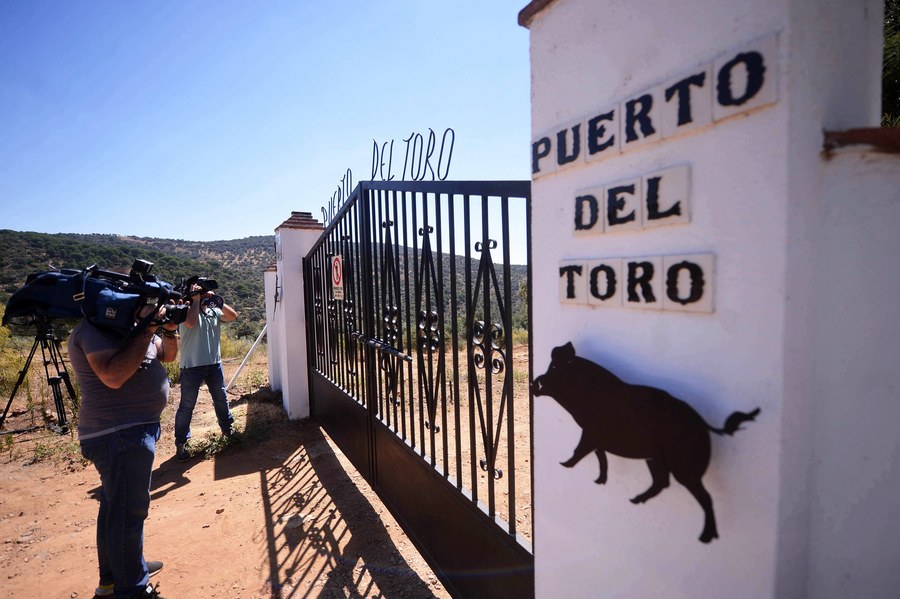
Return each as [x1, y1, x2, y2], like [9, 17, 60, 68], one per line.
[303, 180, 533, 598]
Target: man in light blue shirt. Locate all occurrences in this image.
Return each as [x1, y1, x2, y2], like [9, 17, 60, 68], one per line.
[174, 285, 238, 462]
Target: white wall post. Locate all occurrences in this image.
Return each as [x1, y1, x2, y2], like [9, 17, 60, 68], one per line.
[267, 212, 323, 420]
[520, 0, 897, 596]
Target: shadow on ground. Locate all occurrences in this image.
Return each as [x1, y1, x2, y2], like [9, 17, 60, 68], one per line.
[184, 388, 445, 598]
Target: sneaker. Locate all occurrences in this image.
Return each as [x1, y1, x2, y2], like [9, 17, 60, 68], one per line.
[148, 561, 163, 578]
[94, 561, 163, 597]
[175, 443, 191, 462]
[136, 582, 166, 598]
[223, 426, 237, 438]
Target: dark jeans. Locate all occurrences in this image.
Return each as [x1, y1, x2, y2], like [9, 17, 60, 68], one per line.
[80, 422, 160, 599]
[175, 362, 234, 445]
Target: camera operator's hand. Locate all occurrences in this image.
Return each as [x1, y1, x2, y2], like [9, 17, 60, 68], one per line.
[188, 283, 209, 299]
[135, 304, 159, 329]
[160, 299, 179, 333]
[184, 284, 237, 327]
[157, 300, 179, 363]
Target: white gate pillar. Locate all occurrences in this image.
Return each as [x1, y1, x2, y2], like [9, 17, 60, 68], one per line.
[521, 0, 898, 597]
[266, 212, 323, 420]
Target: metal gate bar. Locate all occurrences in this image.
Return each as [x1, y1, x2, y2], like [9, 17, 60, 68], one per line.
[304, 180, 533, 598]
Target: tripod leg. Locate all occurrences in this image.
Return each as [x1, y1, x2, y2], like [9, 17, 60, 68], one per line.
[49, 336, 79, 414]
[40, 339, 72, 434]
[0, 338, 40, 430]
[61, 372, 78, 412]
[48, 377, 68, 433]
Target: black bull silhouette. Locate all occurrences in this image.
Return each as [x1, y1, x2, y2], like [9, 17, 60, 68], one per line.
[532, 342, 760, 543]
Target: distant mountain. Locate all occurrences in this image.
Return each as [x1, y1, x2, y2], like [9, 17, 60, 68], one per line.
[0, 229, 530, 341]
[0, 230, 274, 338]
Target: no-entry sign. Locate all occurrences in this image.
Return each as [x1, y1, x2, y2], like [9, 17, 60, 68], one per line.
[331, 255, 344, 300]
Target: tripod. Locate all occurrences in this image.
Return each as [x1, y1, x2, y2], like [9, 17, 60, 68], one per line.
[1, 318, 79, 435]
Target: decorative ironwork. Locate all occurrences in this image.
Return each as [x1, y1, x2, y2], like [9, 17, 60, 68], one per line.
[383, 305, 401, 346]
[326, 296, 338, 365]
[416, 225, 444, 432]
[312, 263, 325, 358]
[379, 219, 405, 406]
[471, 320, 506, 375]
[469, 239, 509, 480]
[341, 235, 358, 375]
[418, 310, 441, 352]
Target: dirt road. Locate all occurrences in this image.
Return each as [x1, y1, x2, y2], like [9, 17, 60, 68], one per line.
[0, 385, 450, 598]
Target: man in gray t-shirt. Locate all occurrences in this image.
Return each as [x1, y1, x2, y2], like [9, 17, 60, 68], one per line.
[173, 285, 238, 462]
[69, 307, 179, 598]
[70, 322, 170, 440]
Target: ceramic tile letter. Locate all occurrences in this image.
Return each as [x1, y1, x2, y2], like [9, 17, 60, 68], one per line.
[662, 254, 715, 313]
[642, 165, 691, 229]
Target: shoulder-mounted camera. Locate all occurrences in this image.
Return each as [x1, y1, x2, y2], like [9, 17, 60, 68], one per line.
[2, 260, 188, 338]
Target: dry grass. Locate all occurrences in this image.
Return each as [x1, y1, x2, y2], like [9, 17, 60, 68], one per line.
[0, 330, 275, 467]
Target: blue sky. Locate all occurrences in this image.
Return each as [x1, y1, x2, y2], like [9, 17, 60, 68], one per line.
[0, 1, 531, 242]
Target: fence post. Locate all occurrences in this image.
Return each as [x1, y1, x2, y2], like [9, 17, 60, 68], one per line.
[268, 212, 324, 419]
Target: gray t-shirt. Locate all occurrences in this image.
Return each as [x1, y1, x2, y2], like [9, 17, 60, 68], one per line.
[179, 306, 222, 368]
[68, 321, 169, 441]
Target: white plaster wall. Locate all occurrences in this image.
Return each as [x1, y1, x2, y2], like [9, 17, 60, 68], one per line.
[803, 151, 900, 597]
[527, 0, 886, 597]
[263, 269, 283, 392]
[776, 1, 884, 595]
[272, 227, 321, 420]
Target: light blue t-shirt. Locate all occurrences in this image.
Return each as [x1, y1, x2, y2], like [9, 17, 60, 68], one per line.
[179, 306, 223, 368]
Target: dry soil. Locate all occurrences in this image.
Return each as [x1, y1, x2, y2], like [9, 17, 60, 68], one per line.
[0, 367, 451, 599]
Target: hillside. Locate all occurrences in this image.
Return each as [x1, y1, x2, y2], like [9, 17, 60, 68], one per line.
[0, 230, 274, 338]
[0, 229, 529, 341]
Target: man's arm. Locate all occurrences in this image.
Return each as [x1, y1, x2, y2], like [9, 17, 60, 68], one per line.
[84, 329, 157, 389]
[157, 325, 179, 363]
[220, 302, 238, 323]
[184, 291, 202, 329]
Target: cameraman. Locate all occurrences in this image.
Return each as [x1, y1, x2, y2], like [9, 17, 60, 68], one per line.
[174, 284, 238, 462]
[68, 303, 178, 599]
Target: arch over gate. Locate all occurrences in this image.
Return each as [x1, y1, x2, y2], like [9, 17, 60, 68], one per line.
[303, 180, 533, 598]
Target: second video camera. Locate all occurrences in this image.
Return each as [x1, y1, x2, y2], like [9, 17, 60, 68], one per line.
[176, 275, 218, 298]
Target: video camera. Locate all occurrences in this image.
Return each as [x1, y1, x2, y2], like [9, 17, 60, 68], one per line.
[174, 275, 223, 309]
[175, 275, 218, 298]
[2, 260, 189, 338]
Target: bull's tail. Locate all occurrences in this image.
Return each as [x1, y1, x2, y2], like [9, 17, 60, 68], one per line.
[708, 407, 761, 436]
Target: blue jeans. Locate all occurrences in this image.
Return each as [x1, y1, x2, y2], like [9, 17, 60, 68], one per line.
[175, 363, 234, 445]
[80, 422, 160, 599]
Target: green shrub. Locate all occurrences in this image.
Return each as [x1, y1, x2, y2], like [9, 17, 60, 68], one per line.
[511, 327, 530, 346]
[31, 436, 85, 467]
[0, 309, 26, 399]
[164, 361, 180, 384]
[219, 330, 252, 360]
